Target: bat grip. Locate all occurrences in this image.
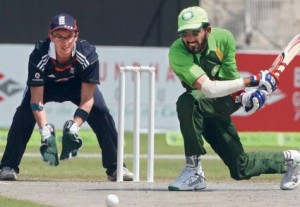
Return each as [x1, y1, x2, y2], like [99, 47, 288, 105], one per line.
[258, 85, 267, 92]
[270, 71, 280, 85]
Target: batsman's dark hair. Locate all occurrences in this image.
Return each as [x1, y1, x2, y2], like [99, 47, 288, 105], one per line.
[202, 23, 210, 29]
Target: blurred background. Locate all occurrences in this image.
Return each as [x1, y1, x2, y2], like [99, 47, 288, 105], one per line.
[1, 0, 299, 50]
[0, 0, 299, 136]
[0, 0, 198, 46]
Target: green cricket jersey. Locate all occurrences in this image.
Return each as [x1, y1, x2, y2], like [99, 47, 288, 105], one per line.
[169, 28, 241, 89]
[169, 27, 286, 179]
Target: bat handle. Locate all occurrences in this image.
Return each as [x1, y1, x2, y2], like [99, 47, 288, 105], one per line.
[273, 72, 281, 77]
[270, 71, 280, 84]
[269, 66, 282, 78]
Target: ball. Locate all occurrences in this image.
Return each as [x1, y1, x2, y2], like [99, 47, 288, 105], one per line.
[105, 194, 119, 207]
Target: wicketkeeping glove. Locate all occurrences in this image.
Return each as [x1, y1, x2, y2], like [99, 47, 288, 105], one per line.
[39, 123, 59, 166]
[237, 89, 269, 114]
[60, 120, 83, 161]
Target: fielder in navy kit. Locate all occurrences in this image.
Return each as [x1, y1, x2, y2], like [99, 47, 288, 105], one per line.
[0, 13, 133, 181]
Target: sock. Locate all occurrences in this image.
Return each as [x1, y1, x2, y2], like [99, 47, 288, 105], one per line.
[186, 155, 202, 172]
[283, 150, 300, 166]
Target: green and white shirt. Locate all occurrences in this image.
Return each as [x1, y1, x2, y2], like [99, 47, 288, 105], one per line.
[169, 28, 240, 89]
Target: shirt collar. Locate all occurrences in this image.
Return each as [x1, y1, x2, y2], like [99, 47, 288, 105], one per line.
[48, 41, 76, 59]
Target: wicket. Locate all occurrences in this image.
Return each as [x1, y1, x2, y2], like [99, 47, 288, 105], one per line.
[117, 66, 156, 182]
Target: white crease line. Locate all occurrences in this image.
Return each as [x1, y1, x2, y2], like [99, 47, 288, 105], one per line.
[0, 153, 220, 160]
[0, 181, 11, 185]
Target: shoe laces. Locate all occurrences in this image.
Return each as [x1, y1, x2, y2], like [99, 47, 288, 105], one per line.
[2, 166, 14, 172]
[286, 165, 300, 182]
[177, 167, 204, 180]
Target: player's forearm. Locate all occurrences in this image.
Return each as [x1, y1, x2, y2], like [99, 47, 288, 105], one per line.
[32, 110, 47, 128]
[74, 83, 96, 126]
[201, 78, 245, 98]
[75, 98, 94, 126]
[193, 73, 262, 98]
[193, 74, 245, 98]
[30, 86, 47, 128]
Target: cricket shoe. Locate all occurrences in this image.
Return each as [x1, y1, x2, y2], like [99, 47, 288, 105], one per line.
[40, 135, 59, 166]
[0, 167, 17, 181]
[280, 150, 300, 190]
[107, 167, 133, 181]
[168, 167, 206, 191]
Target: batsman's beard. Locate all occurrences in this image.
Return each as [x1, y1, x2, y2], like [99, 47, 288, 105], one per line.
[186, 36, 208, 54]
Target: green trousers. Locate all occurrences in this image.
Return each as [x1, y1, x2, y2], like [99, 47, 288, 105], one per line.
[176, 89, 286, 180]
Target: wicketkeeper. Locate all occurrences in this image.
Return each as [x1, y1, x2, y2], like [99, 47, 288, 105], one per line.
[0, 13, 133, 181]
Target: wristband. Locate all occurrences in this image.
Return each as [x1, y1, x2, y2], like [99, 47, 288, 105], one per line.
[249, 75, 260, 87]
[30, 103, 44, 111]
[231, 90, 245, 104]
[74, 108, 89, 121]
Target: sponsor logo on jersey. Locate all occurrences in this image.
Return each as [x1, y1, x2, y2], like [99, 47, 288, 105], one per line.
[211, 65, 220, 77]
[35, 73, 40, 79]
[70, 67, 74, 74]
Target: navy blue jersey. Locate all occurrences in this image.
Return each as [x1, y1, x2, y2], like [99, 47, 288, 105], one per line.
[27, 38, 100, 87]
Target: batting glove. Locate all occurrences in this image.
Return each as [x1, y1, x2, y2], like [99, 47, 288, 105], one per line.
[60, 120, 83, 161]
[258, 70, 279, 94]
[39, 123, 59, 166]
[239, 89, 269, 114]
[249, 70, 279, 94]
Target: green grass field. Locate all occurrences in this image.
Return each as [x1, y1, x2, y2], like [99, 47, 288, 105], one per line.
[0, 129, 298, 206]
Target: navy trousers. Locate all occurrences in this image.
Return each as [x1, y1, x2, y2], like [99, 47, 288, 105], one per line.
[0, 81, 119, 175]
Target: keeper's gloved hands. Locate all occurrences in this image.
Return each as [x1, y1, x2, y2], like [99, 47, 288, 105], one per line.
[39, 123, 59, 166]
[250, 70, 279, 94]
[237, 89, 269, 114]
[60, 120, 83, 161]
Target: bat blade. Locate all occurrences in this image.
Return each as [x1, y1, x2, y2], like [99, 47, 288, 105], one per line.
[270, 33, 300, 77]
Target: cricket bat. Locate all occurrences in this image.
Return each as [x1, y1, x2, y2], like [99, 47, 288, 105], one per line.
[269, 33, 300, 77]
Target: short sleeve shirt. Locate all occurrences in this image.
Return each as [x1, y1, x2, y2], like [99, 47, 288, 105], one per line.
[27, 38, 100, 87]
[169, 28, 240, 89]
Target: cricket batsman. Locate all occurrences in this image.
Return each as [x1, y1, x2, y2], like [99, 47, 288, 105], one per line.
[168, 6, 300, 191]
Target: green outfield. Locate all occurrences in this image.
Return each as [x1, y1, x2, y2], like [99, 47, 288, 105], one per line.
[0, 128, 297, 181]
[1, 129, 300, 148]
[0, 129, 299, 206]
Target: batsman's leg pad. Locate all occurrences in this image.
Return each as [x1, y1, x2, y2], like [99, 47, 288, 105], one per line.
[40, 135, 59, 166]
[60, 133, 83, 160]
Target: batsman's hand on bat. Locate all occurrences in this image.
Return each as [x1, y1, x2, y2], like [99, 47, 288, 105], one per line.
[237, 89, 269, 114]
[250, 70, 279, 94]
[39, 123, 59, 166]
[258, 70, 279, 94]
[60, 120, 83, 161]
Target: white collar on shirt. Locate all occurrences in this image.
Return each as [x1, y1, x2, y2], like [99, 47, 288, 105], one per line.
[48, 41, 76, 60]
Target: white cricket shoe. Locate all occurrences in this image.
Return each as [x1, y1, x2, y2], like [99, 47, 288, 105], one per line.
[0, 167, 17, 181]
[107, 167, 133, 181]
[168, 167, 206, 191]
[280, 150, 300, 190]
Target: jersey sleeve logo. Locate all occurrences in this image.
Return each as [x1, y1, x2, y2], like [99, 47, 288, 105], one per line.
[35, 73, 40, 79]
[32, 72, 43, 82]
